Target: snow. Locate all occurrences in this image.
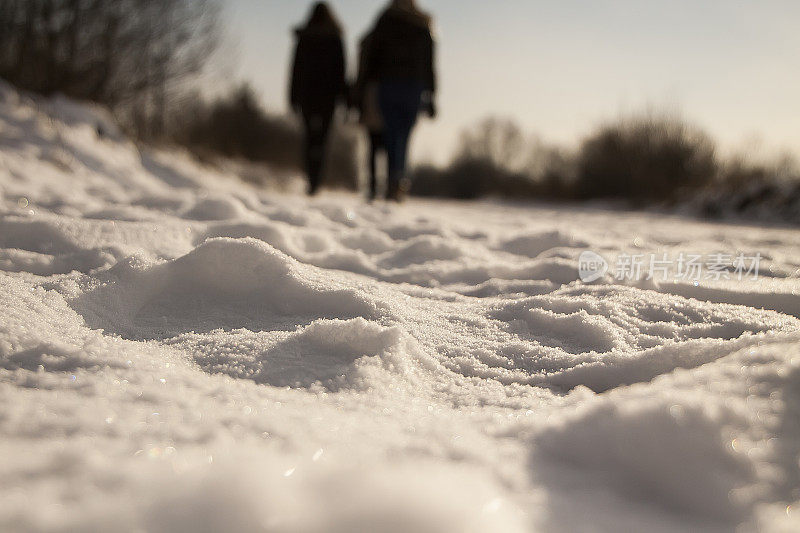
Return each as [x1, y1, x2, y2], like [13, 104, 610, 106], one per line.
[2, 80, 800, 532]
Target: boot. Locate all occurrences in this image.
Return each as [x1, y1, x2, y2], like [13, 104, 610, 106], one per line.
[386, 180, 402, 202]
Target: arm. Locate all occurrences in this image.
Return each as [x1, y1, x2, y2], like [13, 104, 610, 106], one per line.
[352, 36, 370, 107]
[335, 36, 347, 103]
[423, 32, 437, 118]
[425, 32, 437, 95]
[364, 24, 382, 87]
[289, 38, 303, 111]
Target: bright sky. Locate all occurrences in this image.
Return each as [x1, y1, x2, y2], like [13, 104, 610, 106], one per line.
[222, 0, 800, 165]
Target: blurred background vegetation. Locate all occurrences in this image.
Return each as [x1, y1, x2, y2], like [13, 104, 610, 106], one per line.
[1, 0, 798, 221]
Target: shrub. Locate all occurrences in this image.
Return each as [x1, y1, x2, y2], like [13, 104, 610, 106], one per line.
[576, 114, 718, 201]
[171, 84, 358, 190]
[410, 117, 574, 200]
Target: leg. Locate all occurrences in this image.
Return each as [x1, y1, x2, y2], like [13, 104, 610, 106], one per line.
[368, 131, 382, 200]
[394, 111, 418, 179]
[303, 113, 323, 195]
[384, 132, 403, 201]
[379, 83, 422, 200]
[303, 111, 334, 195]
[395, 85, 423, 181]
[378, 86, 404, 200]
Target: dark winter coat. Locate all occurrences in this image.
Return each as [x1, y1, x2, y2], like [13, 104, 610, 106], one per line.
[352, 32, 384, 131]
[290, 24, 346, 114]
[364, 6, 436, 93]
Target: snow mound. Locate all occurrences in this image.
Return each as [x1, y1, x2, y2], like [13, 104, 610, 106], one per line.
[494, 285, 789, 353]
[200, 221, 323, 258]
[378, 235, 465, 268]
[138, 458, 527, 533]
[44, 93, 125, 142]
[73, 238, 380, 340]
[337, 228, 396, 254]
[186, 318, 435, 392]
[485, 285, 798, 391]
[0, 339, 121, 373]
[0, 217, 82, 254]
[0, 246, 117, 276]
[534, 337, 800, 525]
[538, 395, 755, 520]
[0, 217, 124, 274]
[182, 195, 250, 221]
[499, 230, 588, 258]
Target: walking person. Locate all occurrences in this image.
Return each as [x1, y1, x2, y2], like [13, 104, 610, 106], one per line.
[352, 30, 385, 201]
[290, 2, 347, 195]
[364, 0, 437, 201]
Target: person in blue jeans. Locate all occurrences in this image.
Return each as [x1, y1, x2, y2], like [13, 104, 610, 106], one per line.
[364, 0, 437, 201]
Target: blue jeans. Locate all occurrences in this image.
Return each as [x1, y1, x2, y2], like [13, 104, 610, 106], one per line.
[378, 81, 423, 188]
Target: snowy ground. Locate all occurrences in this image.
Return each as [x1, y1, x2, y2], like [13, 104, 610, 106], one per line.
[2, 81, 800, 532]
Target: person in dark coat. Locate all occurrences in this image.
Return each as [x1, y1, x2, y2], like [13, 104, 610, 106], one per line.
[290, 2, 347, 195]
[364, 0, 436, 201]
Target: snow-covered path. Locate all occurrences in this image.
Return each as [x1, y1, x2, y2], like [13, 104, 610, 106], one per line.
[2, 82, 800, 532]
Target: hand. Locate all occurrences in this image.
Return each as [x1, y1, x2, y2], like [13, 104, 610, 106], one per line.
[425, 100, 437, 119]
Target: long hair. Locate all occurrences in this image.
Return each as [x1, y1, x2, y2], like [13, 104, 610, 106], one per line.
[303, 2, 342, 34]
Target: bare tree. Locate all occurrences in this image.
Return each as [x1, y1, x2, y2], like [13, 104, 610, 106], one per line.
[0, 0, 221, 137]
[456, 117, 529, 173]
